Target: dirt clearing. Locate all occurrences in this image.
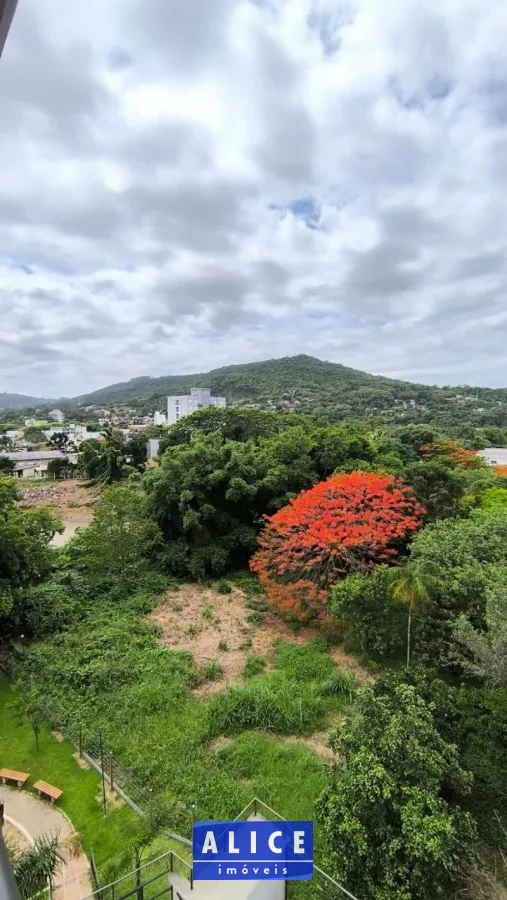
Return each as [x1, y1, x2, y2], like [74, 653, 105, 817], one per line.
[18, 480, 95, 544]
[150, 584, 369, 695]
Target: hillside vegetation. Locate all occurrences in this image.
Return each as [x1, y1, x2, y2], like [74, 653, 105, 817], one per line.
[74, 355, 507, 424]
[5, 356, 507, 433]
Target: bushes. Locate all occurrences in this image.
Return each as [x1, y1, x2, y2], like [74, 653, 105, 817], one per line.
[321, 671, 356, 701]
[242, 654, 266, 678]
[331, 569, 408, 660]
[274, 639, 337, 682]
[207, 675, 326, 736]
[200, 660, 224, 682]
[216, 580, 232, 594]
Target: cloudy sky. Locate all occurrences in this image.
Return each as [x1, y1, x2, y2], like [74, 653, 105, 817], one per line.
[1, 0, 507, 397]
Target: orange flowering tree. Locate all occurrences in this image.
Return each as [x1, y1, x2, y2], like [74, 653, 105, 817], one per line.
[250, 471, 425, 621]
[494, 465, 507, 477]
[420, 440, 480, 469]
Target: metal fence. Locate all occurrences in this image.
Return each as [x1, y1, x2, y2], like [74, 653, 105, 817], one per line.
[81, 849, 192, 900]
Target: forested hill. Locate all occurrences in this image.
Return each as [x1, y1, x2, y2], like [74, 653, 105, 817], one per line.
[75, 355, 412, 408]
[4, 355, 507, 427]
[0, 391, 50, 409]
[73, 354, 507, 425]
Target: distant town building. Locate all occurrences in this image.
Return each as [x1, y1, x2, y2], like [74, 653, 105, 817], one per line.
[154, 411, 167, 425]
[167, 388, 226, 425]
[477, 447, 507, 467]
[24, 417, 36, 426]
[146, 438, 160, 461]
[48, 408, 64, 423]
[3, 449, 77, 479]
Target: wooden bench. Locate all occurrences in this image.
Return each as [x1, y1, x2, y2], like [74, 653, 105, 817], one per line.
[33, 780, 63, 804]
[0, 768, 29, 788]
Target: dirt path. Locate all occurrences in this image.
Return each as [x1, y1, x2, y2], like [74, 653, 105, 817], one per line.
[0, 785, 92, 899]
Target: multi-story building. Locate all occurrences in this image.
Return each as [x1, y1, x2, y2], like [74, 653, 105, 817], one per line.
[167, 388, 226, 425]
[48, 408, 64, 423]
[154, 411, 167, 425]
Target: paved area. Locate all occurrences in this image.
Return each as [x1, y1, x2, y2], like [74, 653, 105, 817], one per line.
[0, 785, 92, 899]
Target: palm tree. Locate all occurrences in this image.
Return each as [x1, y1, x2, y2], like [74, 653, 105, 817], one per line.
[384, 561, 441, 667]
[9, 835, 66, 899]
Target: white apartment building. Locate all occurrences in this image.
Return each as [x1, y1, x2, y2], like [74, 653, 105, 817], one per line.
[48, 408, 64, 423]
[167, 388, 226, 425]
[154, 410, 167, 425]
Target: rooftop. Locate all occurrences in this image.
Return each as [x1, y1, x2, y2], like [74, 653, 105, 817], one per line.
[3, 450, 67, 461]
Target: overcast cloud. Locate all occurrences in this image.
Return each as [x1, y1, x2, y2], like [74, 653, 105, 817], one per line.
[1, 0, 507, 396]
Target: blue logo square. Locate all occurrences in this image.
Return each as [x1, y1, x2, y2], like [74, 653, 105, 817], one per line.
[193, 820, 313, 881]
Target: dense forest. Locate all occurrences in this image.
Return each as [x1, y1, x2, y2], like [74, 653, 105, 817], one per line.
[3, 407, 507, 898]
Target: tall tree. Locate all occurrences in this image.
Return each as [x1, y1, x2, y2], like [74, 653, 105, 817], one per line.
[77, 428, 125, 485]
[384, 561, 441, 666]
[0, 456, 15, 473]
[317, 679, 476, 900]
[251, 471, 425, 621]
[0, 477, 62, 623]
[454, 566, 507, 685]
[68, 486, 161, 586]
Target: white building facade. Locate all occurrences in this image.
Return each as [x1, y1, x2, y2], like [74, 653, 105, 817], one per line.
[167, 388, 226, 425]
[154, 410, 167, 425]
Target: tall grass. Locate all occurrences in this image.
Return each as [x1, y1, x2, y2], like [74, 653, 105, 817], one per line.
[207, 674, 326, 736]
[274, 639, 337, 682]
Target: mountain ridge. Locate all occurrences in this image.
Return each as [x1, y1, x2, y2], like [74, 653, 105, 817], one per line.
[2, 356, 507, 421]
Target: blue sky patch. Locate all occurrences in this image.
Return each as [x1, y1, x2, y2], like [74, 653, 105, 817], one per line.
[107, 47, 133, 71]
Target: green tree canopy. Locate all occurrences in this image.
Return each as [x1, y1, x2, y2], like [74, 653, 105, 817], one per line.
[0, 476, 62, 623]
[0, 455, 15, 473]
[23, 427, 47, 444]
[145, 432, 262, 577]
[68, 486, 161, 587]
[77, 427, 126, 485]
[317, 679, 476, 900]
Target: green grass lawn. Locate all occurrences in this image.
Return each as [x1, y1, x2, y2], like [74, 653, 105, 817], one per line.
[0, 675, 139, 870]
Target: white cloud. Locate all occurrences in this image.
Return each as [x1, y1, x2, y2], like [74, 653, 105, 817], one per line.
[1, 0, 507, 396]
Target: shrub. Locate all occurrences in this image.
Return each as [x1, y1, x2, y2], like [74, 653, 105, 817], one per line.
[218, 640, 229, 652]
[246, 611, 261, 626]
[321, 671, 356, 701]
[274, 640, 336, 683]
[207, 674, 325, 736]
[200, 659, 224, 682]
[242, 654, 266, 679]
[216, 580, 232, 595]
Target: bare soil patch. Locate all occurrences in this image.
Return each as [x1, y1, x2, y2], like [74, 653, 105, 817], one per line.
[72, 752, 90, 770]
[329, 646, 374, 684]
[150, 584, 369, 696]
[94, 784, 124, 812]
[18, 480, 96, 545]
